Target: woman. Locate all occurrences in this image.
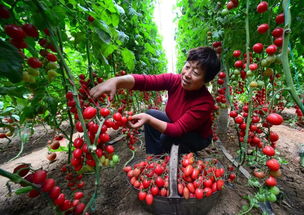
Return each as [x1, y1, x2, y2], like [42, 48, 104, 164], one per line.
[90, 47, 221, 154]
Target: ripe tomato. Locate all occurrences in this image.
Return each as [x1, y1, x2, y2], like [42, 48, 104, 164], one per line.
[266, 113, 283, 125]
[266, 159, 280, 171]
[265, 176, 277, 187]
[233, 50, 241, 57]
[46, 53, 57, 62]
[229, 173, 236, 181]
[270, 169, 282, 177]
[155, 176, 165, 188]
[154, 165, 164, 175]
[33, 170, 47, 184]
[42, 178, 56, 192]
[5, 24, 26, 39]
[145, 193, 154, 205]
[183, 187, 190, 199]
[73, 138, 84, 148]
[28, 189, 40, 198]
[229, 110, 238, 118]
[184, 165, 194, 177]
[257, 1, 268, 13]
[218, 72, 226, 79]
[274, 37, 283, 47]
[138, 191, 147, 200]
[83, 107, 97, 119]
[203, 179, 213, 188]
[272, 27, 284, 38]
[99, 133, 110, 143]
[257, 24, 269, 34]
[74, 203, 86, 214]
[113, 112, 122, 121]
[105, 145, 114, 153]
[22, 24, 39, 38]
[266, 44, 277, 55]
[27, 57, 42, 68]
[262, 146, 275, 156]
[234, 60, 243, 68]
[275, 13, 284, 24]
[74, 192, 84, 200]
[100, 108, 110, 117]
[235, 116, 243, 124]
[49, 186, 61, 199]
[73, 149, 83, 158]
[54, 193, 65, 206]
[187, 183, 195, 193]
[269, 131, 279, 142]
[87, 15, 95, 22]
[249, 63, 258, 71]
[203, 187, 212, 197]
[216, 180, 225, 190]
[150, 186, 159, 196]
[195, 188, 204, 199]
[252, 43, 264, 53]
[13, 164, 30, 177]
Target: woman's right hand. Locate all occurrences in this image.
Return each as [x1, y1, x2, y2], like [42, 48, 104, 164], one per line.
[90, 78, 117, 100]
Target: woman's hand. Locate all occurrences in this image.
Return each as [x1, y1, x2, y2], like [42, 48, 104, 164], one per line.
[128, 113, 151, 129]
[90, 78, 117, 100]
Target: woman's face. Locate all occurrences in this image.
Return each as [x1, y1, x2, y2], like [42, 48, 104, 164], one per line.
[181, 61, 205, 91]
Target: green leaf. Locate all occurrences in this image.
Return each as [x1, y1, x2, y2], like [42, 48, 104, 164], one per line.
[44, 96, 58, 115]
[144, 43, 156, 55]
[121, 48, 135, 71]
[100, 44, 117, 58]
[0, 41, 23, 83]
[95, 29, 111, 44]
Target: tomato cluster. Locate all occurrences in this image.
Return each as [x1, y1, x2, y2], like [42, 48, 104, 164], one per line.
[125, 153, 235, 206]
[13, 164, 88, 215]
[0, 4, 60, 83]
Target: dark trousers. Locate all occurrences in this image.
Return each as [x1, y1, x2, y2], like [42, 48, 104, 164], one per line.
[144, 109, 212, 155]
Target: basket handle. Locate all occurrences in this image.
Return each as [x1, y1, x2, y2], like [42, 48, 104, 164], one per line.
[168, 144, 180, 198]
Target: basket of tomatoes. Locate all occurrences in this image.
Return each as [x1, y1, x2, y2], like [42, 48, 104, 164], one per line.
[124, 144, 226, 215]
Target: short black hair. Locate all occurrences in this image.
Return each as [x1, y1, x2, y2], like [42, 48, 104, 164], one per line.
[186, 47, 221, 83]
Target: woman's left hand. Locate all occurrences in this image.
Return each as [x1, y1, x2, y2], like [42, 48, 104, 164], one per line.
[128, 113, 150, 129]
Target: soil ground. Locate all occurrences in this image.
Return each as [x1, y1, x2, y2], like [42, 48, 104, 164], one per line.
[0, 108, 303, 215]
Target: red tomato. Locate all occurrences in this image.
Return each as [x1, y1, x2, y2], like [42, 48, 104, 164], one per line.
[184, 165, 194, 177]
[187, 183, 195, 193]
[28, 189, 40, 198]
[154, 165, 164, 175]
[87, 15, 95, 22]
[266, 159, 280, 171]
[74, 192, 84, 200]
[249, 63, 258, 71]
[229, 173, 236, 181]
[253, 169, 266, 179]
[235, 116, 243, 124]
[73, 149, 83, 158]
[203, 179, 213, 188]
[46, 53, 57, 62]
[266, 113, 283, 125]
[49, 186, 61, 200]
[274, 37, 283, 47]
[105, 145, 114, 153]
[22, 24, 39, 38]
[100, 108, 110, 117]
[275, 13, 284, 24]
[272, 27, 284, 38]
[233, 50, 241, 57]
[266, 45, 278, 55]
[183, 187, 190, 199]
[83, 107, 97, 119]
[150, 186, 159, 196]
[145, 194, 154, 205]
[155, 176, 165, 188]
[42, 178, 56, 192]
[138, 191, 147, 201]
[257, 24, 269, 34]
[113, 112, 122, 121]
[195, 188, 204, 199]
[265, 176, 277, 186]
[218, 72, 226, 79]
[73, 138, 84, 149]
[13, 164, 30, 177]
[257, 1, 268, 13]
[217, 180, 225, 190]
[54, 193, 65, 206]
[33, 170, 47, 184]
[269, 131, 279, 142]
[5, 24, 26, 39]
[178, 184, 184, 195]
[262, 146, 275, 156]
[229, 111, 238, 118]
[252, 43, 264, 53]
[74, 203, 86, 214]
[27, 57, 42, 68]
[99, 133, 110, 143]
[234, 60, 243, 68]
[203, 187, 212, 197]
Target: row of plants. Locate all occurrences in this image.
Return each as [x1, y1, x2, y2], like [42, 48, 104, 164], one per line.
[175, 0, 303, 213]
[0, 0, 167, 214]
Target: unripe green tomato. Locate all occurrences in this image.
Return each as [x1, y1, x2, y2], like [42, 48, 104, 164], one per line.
[46, 62, 58, 70]
[28, 75, 36, 83]
[269, 186, 280, 195]
[23, 72, 31, 82]
[27, 68, 40, 77]
[267, 193, 277, 202]
[231, 74, 236, 79]
[232, 81, 238, 85]
[257, 80, 264, 87]
[266, 55, 276, 64]
[47, 69, 58, 81]
[221, 9, 229, 16]
[234, 70, 240, 75]
[112, 154, 120, 163]
[109, 160, 115, 167]
[246, 70, 253, 77]
[256, 193, 266, 202]
[274, 56, 282, 64]
[261, 59, 269, 67]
